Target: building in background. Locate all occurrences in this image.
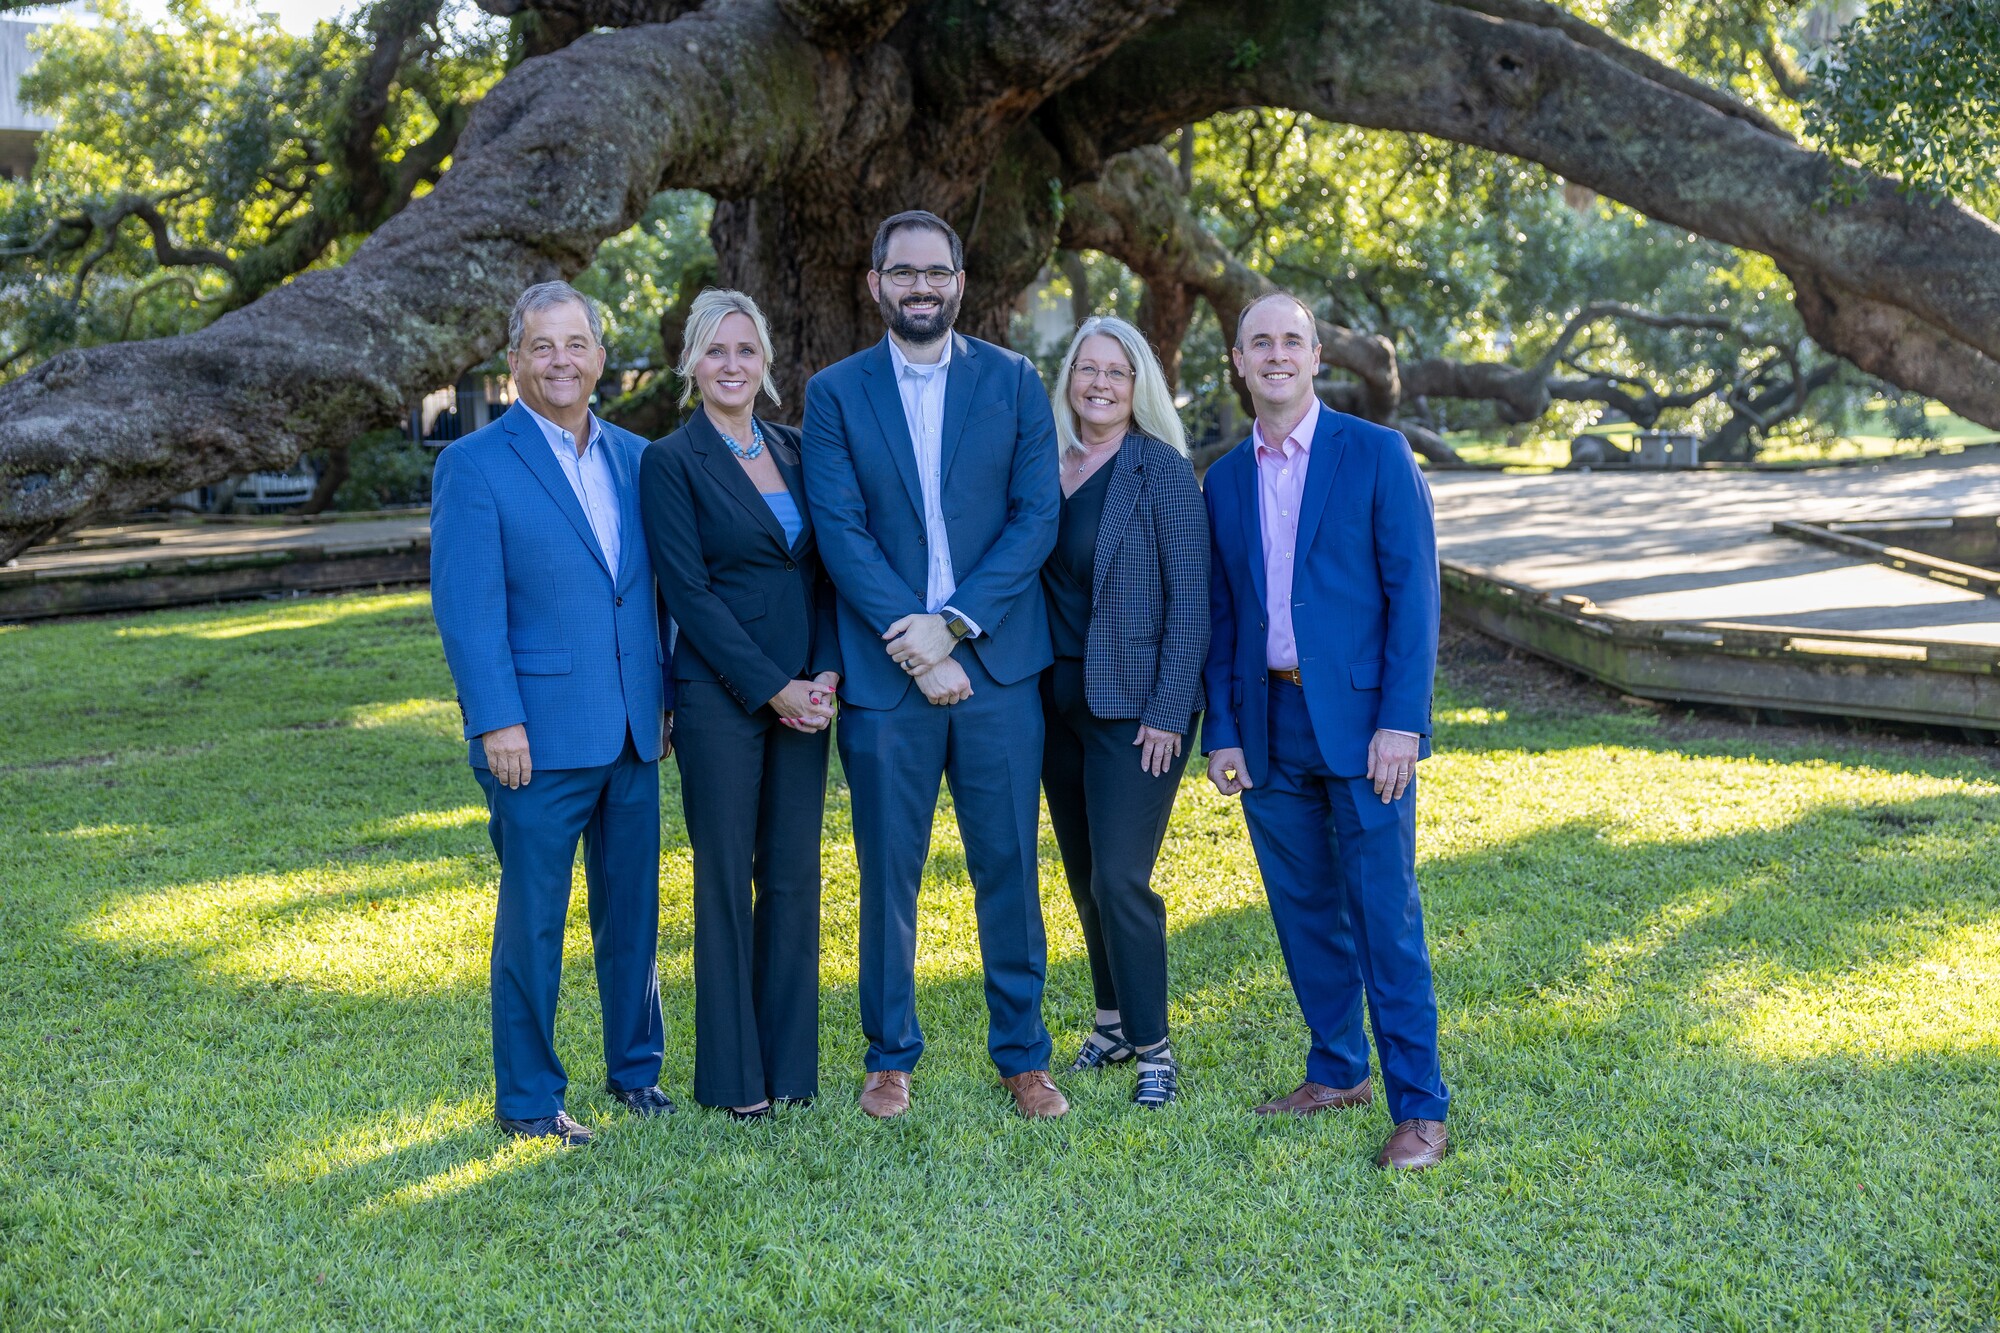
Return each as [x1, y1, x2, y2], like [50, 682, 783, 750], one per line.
[0, 19, 53, 181]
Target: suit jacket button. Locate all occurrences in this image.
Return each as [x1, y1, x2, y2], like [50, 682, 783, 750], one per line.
[616, 596, 625, 607]
[785, 561, 796, 571]
[916, 535, 926, 546]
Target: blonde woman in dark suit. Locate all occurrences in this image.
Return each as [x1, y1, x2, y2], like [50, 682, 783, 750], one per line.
[640, 289, 840, 1121]
[1041, 316, 1208, 1108]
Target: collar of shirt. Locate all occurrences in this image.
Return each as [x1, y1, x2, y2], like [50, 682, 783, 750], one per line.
[521, 401, 604, 456]
[1252, 396, 1320, 462]
[888, 334, 952, 382]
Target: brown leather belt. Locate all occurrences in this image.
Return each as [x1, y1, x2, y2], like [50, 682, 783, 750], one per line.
[1269, 667, 1303, 686]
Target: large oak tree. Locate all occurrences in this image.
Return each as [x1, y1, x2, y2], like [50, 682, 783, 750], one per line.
[2, 0, 1998, 560]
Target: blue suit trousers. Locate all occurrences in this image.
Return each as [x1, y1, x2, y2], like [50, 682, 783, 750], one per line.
[1241, 680, 1448, 1123]
[837, 648, 1052, 1077]
[475, 738, 665, 1119]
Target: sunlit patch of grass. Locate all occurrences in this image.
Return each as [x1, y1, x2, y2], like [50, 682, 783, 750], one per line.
[79, 856, 496, 997]
[1713, 919, 2000, 1060]
[112, 591, 430, 641]
[349, 698, 459, 732]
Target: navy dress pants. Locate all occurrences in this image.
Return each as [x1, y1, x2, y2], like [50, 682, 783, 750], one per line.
[837, 647, 1052, 1077]
[474, 736, 665, 1120]
[674, 680, 828, 1108]
[1240, 680, 1448, 1124]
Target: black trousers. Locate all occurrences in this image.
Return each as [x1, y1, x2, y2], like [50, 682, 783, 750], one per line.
[673, 680, 829, 1106]
[1039, 658, 1192, 1047]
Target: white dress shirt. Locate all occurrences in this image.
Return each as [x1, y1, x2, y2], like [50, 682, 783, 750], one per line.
[888, 338, 978, 633]
[523, 403, 621, 576]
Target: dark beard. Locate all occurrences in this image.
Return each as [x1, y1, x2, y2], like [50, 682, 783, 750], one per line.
[879, 287, 960, 345]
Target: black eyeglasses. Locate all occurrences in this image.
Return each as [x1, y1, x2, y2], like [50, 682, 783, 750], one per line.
[879, 266, 960, 288]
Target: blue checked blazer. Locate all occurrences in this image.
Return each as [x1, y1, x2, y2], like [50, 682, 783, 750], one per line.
[430, 401, 670, 771]
[1078, 431, 1209, 733]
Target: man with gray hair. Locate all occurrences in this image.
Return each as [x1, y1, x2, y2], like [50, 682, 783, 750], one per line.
[431, 280, 675, 1146]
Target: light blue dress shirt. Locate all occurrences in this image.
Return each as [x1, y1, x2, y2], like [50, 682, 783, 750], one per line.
[522, 402, 621, 576]
[888, 338, 979, 635]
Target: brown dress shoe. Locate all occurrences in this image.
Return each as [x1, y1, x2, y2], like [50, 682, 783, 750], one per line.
[1001, 1070, 1069, 1118]
[1253, 1079, 1373, 1117]
[1377, 1118, 1448, 1170]
[858, 1069, 911, 1119]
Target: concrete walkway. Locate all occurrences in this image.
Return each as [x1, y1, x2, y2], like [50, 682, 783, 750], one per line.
[1431, 454, 2000, 645]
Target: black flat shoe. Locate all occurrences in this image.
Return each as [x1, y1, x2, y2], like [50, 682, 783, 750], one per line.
[772, 1096, 814, 1111]
[724, 1104, 773, 1122]
[605, 1081, 678, 1116]
[1067, 1022, 1135, 1072]
[497, 1111, 594, 1146]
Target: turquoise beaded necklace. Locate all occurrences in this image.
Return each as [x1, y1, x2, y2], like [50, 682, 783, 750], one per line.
[721, 417, 766, 461]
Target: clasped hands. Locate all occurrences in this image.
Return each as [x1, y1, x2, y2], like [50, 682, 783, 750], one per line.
[1206, 729, 1419, 804]
[770, 672, 841, 732]
[884, 612, 971, 706]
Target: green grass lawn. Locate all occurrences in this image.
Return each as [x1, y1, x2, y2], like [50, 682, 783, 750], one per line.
[2, 592, 1997, 1329]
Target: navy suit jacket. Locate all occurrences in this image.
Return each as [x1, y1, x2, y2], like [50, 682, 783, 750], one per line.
[1200, 405, 1438, 783]
[640, 413, 841, 713]
[431, 401, 669, 770]
[802, 332, 1060, 710]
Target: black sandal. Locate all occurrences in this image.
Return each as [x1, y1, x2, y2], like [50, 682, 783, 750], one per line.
[1132, 1041, 1177, 1109]
[1067, 1022, 1135, 1072]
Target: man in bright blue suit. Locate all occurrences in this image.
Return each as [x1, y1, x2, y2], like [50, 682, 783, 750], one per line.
[802, 211, 1067, 1120]
[1202, 292, 1451, 1171]
[431, 281, 675, 1147]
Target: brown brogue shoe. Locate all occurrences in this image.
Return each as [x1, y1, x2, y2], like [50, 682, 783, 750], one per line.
[858, 1069, 911, 1119]
[1001, 1070, 1069, 1119]
[1377, 1118, 1448, 1170]
[1252, 1079, 1373, 1117]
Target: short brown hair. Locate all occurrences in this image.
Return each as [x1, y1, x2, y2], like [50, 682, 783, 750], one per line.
[872, 210, 963, 272]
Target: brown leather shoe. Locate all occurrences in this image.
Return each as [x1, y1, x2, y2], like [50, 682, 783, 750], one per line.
[1377, 1118, 1448, 1170]
[1001, 1070, 1069, 1119]
[1252, 1079, 1373, 1116]
[858, 1069, 911, 1119]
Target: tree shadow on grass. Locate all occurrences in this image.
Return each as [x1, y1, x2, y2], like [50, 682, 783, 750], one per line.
[7, 604, 2000, 1321]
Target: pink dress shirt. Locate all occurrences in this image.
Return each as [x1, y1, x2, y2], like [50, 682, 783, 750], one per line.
[1254, 398, 1320, 672]
[1253, 397, 1414, 739]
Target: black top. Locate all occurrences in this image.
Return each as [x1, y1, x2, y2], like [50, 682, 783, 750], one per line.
[1043, 460, 1113, 660]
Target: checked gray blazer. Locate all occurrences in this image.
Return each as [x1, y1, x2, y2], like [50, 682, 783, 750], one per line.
[1081, 430, 1210, 733]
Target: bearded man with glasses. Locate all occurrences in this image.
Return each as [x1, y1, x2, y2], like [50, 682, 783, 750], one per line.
[802, 210, 1066, 1120]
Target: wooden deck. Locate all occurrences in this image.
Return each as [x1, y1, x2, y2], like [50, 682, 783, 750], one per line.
[0, 513, 430, 620]
[1430, 453, 2000, 730]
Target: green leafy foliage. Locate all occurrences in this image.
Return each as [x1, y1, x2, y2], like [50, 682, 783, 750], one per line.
[569, 190, 715, 371]
[1804, 0, 2000, 213]
[332, 428, 436, 510]
[0, 0, 504, 373]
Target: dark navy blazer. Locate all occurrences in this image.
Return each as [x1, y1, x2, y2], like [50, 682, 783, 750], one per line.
[801, 332, 1060, 710]
[640, 412, 841, 713]
[1200, 405, 1439, 783]
[431, 401, 669, 770]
